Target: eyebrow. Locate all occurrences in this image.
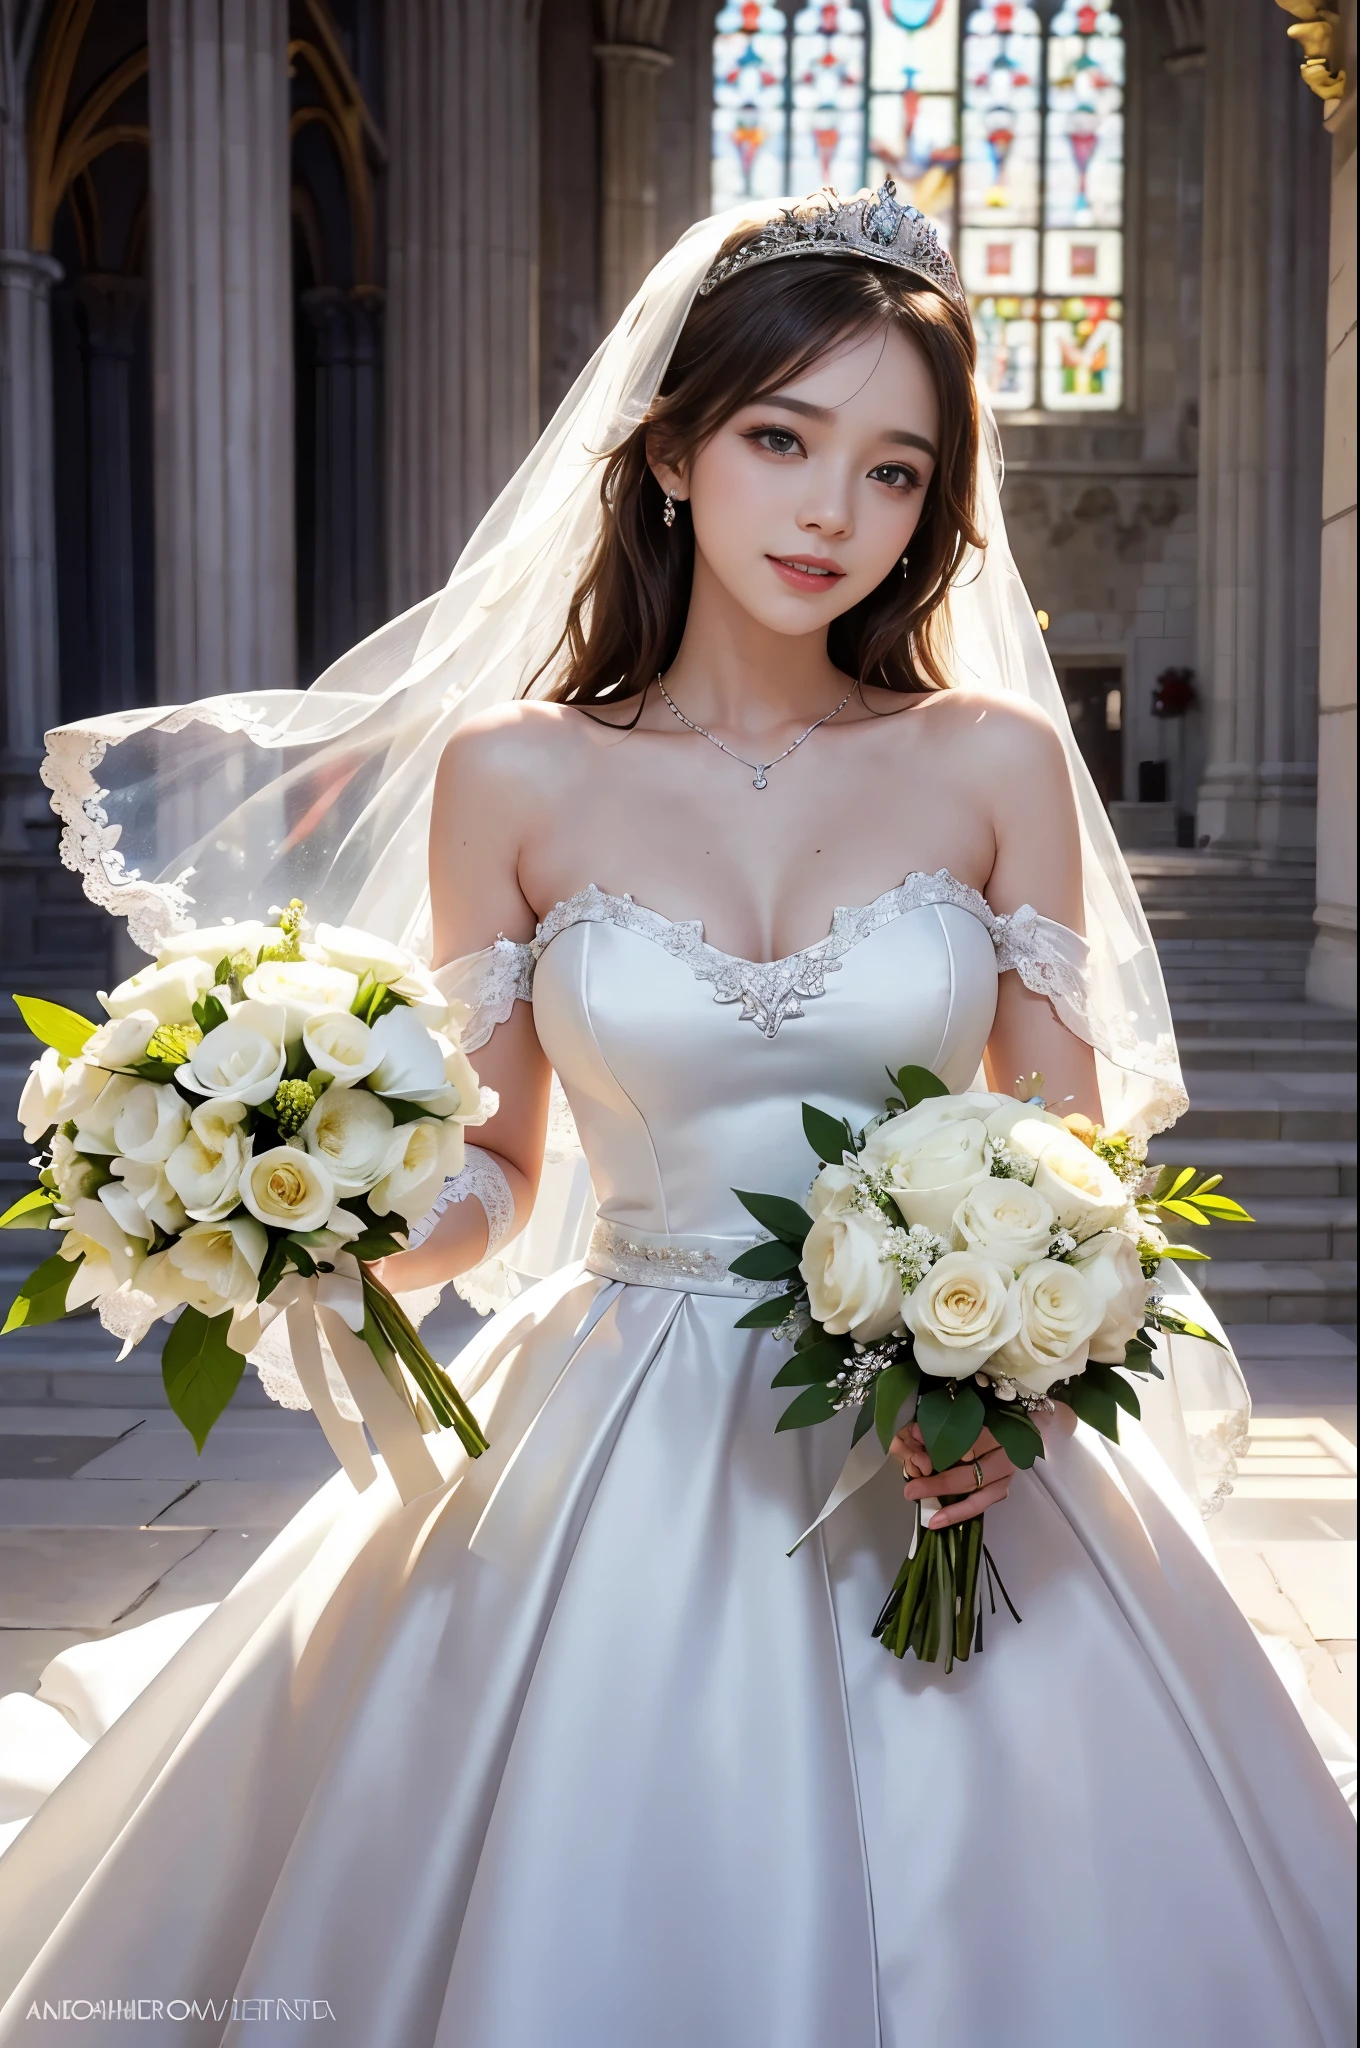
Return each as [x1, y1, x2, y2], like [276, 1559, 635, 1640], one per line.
[756, 393, 938, 460]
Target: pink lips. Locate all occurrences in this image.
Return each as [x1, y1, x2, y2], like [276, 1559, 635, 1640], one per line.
[767, 555, 847, 592]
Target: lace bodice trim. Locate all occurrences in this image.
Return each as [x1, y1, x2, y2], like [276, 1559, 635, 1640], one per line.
[444, 871, 1095, 1046]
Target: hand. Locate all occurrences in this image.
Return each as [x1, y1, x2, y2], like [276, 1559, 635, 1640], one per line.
[888, 1420, 1017, 1530]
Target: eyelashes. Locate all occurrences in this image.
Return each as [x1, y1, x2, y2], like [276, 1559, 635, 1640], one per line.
[741, 426, 922, 492]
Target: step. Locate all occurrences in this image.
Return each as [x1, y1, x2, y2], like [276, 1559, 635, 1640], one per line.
[1196, 1258, 1358, 1324]
[1145, 913, 1317, 943]
[1209, 1196, 1357, 1262]
[1170, 1003, 1357, 1043]
[1176, 1038, 1357, 1073]
[1145, 1138, 1357, 1198]
[1175, 1072, 1356, 1143]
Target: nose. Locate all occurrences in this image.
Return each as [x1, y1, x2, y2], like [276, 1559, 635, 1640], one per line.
[796, 464, 854, 541]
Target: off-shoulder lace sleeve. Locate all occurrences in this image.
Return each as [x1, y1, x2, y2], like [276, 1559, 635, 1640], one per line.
[433, 938, 534, 1052]
[990, 904, 1095, 1047]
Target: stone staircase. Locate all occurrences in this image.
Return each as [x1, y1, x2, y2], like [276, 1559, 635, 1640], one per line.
[1133, 854, 1357, 1329]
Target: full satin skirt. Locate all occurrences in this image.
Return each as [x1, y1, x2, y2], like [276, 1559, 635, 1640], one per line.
[0, 1265, 1353, 2047]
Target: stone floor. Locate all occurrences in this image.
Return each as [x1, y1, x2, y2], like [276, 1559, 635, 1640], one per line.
[0, 1326, 1354, 1742]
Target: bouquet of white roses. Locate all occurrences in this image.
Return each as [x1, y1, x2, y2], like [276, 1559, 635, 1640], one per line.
[729, 1064, 1249, 1671]
[4, 900, 491, 1498]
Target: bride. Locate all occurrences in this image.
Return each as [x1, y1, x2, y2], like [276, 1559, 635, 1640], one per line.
[0, 187, 1353, 2046]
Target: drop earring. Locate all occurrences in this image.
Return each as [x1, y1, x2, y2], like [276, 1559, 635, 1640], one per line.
[663, 493, 677, 529]
[900, 549, 910, 577]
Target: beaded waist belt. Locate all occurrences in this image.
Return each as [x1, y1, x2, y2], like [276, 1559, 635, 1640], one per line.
[585, 1217, 787, 1301]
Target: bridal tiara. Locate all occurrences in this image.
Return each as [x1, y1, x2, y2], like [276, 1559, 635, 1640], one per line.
[698, 179, 966, 308]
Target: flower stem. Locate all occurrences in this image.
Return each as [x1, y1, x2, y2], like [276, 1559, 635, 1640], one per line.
[360, 1271, 489, 1459]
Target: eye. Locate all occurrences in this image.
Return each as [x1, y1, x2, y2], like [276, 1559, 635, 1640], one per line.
[744, 425, 804, 458]
[870, 462, 922, 492]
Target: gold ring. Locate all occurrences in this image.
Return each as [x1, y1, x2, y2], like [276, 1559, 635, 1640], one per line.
[972, 1458, 985, 1489]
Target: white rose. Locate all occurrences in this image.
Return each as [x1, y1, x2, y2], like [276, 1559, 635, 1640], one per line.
[807, 1162, 860, 1219]
[82, 1011, 158, 1071]
[110, 1157, 189, 1236]
[365, 1006, 447, 1099]
[165, 1101, 251, 1222]
[863, 1114, 990, 1238]
[240, 1145, 335, 1233]
[241, 958, 358, 1038]
[72, 1073, 144, 1156]
[952, 1176, 1056, 1273]
[1070, 1230, 1150, 1364]
[902, 1249, 1020, 1378]
[301, 1009, 380, 1087]
[111, 1080, 190, 1165]
[100, 956, 214, 1027]
[156, 920, 276, 969]
[992, 1258, 1104, 1393]
[57, 1057, 112, 1124]
[309, 922, 415, 984]
[187, 1000, 286, 1106]
[18, 1047, 65, 1141]
[1008, 1120, 1128, 1236]
[369, 1117, 463, 1223]
[53, 1194, 148, 1308]
[983, 1099, 1068, 1147]
[799, 1202, 903, 1342]
[300, 1087, 395, 1194]
[48, 1132, 106, 1207]
[139, 1215, 268, 1319]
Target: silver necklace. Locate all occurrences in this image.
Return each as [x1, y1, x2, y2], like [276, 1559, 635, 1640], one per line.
[656, 676, 854, 790]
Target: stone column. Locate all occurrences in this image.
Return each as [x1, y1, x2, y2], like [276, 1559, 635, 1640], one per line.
[385, 0, 540, 612]
[596, 2, 673, 327]
[147, 0, 295, 702]
[1308, 2, 1357, 1008]
[300, 286, 385, 674]
[74, 275, 146, 713]
[0, 248, 61, 804]
[1194, 0, 1331, 865]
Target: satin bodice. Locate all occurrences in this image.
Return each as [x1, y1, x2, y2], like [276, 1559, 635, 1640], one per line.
[460, 872, 1091, 1247]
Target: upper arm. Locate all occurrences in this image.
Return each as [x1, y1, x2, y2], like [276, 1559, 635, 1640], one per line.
[429, 712, 553, 1191]
[972, 699, 1101, 1119]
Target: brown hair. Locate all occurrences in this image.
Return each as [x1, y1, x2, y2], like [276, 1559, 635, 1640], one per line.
[538, 239, 984, 705]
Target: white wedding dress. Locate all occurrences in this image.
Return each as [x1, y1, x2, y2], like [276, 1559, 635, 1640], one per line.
[0, 873, 1353, 2047]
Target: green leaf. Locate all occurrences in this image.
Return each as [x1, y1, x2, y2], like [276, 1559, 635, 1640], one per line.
[1158, 1243, 1210, 1260]
[916, 1382, 985, 1472]
[1154, 1165, 1197, 1201]
[894, 1064, 949, 1109]
[0, 1189, 59, 1230]
[2, 1251, 78, 1333]
[12, 994, 95, 1057]
[775, 1382, 839, 1432]
[734, 1289, 799, 1329]
[345, 1230, 405, 1263]
[191, 992, 228, 1036]
[1106, 1370, 1142, 1420]
[988, 1404, 1046, 1469]
[772, 1345, 844, 1387]
[851, 1401, 877, 1446]
[732, 1190, 813, 1245]
[1159, 1199, 1212, 1225]
[873, 1358, 920, 1451]
[1122, 1336, 1155, 1372]
[802, 1103, 854, 1164]
[161, 1308, 244, 1452]
[387, 1097, 432, 1127]
[1188, 1193, 1253, 1221]
[1064, 1374, 1120, 1440]
[729, 1238, 802, 1280]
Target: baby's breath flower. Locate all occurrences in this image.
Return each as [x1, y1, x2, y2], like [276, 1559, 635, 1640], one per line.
[985, 1137, 1032, 1181]
[880, 1222, 949, 1289]
[1048, 1227, 1078, 1259]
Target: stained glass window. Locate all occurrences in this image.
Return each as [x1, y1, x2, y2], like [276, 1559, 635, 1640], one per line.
[710, 0, 1125, 412]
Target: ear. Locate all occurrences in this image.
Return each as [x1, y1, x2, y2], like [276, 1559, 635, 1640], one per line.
[644, 430, 689, 504]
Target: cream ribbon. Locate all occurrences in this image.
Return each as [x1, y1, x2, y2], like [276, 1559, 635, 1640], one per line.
[788, 1386, 941, 1555]
[265, 1264, 444, 1506]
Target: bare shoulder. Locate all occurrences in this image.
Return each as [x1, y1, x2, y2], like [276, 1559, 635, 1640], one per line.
[861, 684, 1065, 778]
[435, 697, 592, 798]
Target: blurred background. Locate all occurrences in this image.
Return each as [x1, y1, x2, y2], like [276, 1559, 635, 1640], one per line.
[0, 2, 1353, 1764]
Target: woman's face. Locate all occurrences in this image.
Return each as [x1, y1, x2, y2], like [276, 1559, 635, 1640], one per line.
[657, 321, 941, 640]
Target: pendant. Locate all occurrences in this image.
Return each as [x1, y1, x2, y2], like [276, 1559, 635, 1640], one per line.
[753, 769, 768, 790]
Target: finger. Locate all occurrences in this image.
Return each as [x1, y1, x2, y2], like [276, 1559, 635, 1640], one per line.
[966, 1426, 1001, 1457]
[905, 1447, 1013, 1499]
[926, 1476, 1012, 1529]
[890, 1427, 932, 1476]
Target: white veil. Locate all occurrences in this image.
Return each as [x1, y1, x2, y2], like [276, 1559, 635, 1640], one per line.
[40, 194, 1245, 1507]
